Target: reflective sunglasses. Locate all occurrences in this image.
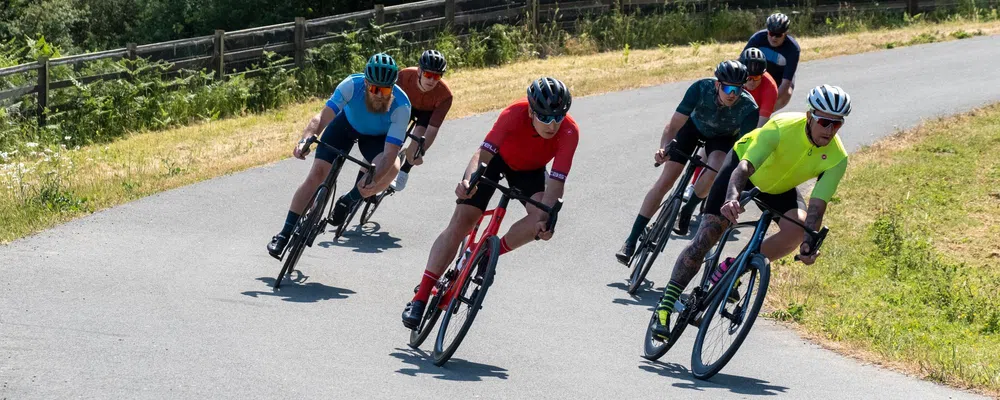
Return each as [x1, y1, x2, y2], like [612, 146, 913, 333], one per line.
[748, 74, 763, 82]
[811, 111, 844, 129]
[421, 70, 443, 81]
[534, 112, 565, 125]
[720, 84, 743, 95]
[768, 30, 786, 38]
[367, 82, 393, 96]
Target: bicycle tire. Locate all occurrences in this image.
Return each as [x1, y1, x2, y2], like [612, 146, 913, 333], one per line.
[360, 191, 387, 225]
[690, 254, 770, 380]
[333, 195, 363, 239]
[433, 236, 500, 366]
[628, 198, 681, 294]
[408, 288, 444, 349]
[642, 292, 693, 360]
[275, 186, 329, 288]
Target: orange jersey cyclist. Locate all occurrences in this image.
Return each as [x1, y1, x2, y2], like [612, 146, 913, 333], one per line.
[402, 77, 579, 329]
[390, 50, 454, 191]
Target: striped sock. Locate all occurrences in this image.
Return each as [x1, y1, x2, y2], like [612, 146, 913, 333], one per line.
[657, 280, 685, 326]
[499, 237, 513, 255]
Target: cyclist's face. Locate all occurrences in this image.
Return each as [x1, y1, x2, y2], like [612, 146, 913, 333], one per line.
[530, 110, 560, 138]
[716, 81, 741, 107]
[767, 31, 786, 47]
[808, 109, 844, 146]
[743, 75, 761, 91]
[417, 68, 441, 92]
[365, 83, 393, 113]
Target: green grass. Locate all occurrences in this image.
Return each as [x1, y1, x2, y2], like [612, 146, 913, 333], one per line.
[767, 104, 1000, 395]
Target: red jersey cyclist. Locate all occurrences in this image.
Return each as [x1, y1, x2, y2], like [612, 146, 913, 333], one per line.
[402, 77, 579, 329]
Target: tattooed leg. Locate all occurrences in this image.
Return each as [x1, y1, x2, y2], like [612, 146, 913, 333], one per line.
[669, 214, 730, 287]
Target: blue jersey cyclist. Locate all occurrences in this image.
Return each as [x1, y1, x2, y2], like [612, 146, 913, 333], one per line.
[267, 52, 411, 258]
[744, 13, 800, 112]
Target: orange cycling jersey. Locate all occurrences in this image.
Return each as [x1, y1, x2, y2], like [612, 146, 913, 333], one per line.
[396, 67, 453, 128]
[481, 99, 580, 182]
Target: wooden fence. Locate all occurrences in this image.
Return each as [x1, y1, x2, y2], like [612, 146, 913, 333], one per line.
[0, 0, 976, 126]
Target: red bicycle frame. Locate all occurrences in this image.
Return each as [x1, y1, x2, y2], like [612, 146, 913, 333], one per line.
[430, 197, 510, 310]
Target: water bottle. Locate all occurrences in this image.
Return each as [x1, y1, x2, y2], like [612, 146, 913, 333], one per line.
[710, 257, 735, 285]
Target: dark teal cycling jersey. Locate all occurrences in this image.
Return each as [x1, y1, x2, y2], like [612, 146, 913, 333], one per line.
[676, 78, 759, 138]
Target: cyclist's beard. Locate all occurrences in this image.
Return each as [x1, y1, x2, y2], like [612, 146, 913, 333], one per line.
[366, 94, 391, 113]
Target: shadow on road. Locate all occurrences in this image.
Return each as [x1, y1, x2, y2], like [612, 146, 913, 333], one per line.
[317, 222, 402, 254]
[242, 276, 356, 303]
[608, 282, 661, 311]
[638, 360, 788, 396]
[390, 347, 509, 382]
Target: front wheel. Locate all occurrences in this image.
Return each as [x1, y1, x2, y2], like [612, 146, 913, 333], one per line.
[433, 236, 500, 366]
[628, 198, 681, 294]
[360, 191, 388, 225]
[275, 186, 329, 288]
[642, 292, 694, 360]
[408, 287, 444, 349]
[690, 254, 770, 380]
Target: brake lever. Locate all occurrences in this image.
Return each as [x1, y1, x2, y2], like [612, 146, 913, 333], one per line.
[534, 199, 564, 240]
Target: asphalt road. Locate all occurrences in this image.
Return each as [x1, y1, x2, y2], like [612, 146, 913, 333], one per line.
[3, 35, 1000, 399]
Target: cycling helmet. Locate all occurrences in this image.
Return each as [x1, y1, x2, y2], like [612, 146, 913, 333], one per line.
[527, 77, 572, 117]
[418, 50, 447, 73]
[740, 47, 767, 76]
[767, 13, 790, 34]
[807, 84, 852, 117]
[364, 52, 399, 87]
[714, 60, 749, 85]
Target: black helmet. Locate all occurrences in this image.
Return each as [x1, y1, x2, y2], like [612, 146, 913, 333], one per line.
[714, 60, 749, 85]
[740, 47, 767, 76]
[767, 13, 790, 34]
[527, 77, 572, 117]
[418, 49, 447, 73]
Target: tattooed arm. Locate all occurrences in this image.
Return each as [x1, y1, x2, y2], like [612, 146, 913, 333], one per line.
[797, 198, 827, 265]
[719, 160, 756, 223]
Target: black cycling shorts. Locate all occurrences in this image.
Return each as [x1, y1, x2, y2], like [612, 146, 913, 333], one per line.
[459, 155, 546, 212]
[703, 151, 805, 219]
[667, 119, 739, 165]
[315, 112, 385, 164]
[411, 109, 433, 128]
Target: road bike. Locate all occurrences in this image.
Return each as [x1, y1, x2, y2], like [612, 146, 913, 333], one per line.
[407, 162, 563, 366]
[642, 187, 828, 380]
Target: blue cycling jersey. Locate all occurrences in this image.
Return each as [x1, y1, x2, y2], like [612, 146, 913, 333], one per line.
[325, 73, 411, 146]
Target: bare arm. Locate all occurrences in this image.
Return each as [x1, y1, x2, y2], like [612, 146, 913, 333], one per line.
[803, 198, 827, 243]
[660, 112, 690, 149]
[304, 107, 336, 140]
[777, 79, 792, 94]
[373, 142, 401, 182]
[725, 160, 756, 203]
[757, 115, 770, 128]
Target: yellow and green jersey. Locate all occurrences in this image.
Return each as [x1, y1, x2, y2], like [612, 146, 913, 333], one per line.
[733, 112, 848, 202]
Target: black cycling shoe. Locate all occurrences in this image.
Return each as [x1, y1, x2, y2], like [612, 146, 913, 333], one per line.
[402, 300, 426, 330]
[673, 208, 696, 235]
[267, 234, 289, 260]
[615, 240, 636, 266]
[651, 313, 672, 340]
[329, 197, 355, 226]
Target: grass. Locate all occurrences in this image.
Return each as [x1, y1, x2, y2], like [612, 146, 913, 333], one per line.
[2, 19, 1000, 243]
[766, 104, 1000, 396]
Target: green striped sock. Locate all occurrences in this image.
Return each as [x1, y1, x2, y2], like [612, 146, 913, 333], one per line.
[657, 280, 685, 325]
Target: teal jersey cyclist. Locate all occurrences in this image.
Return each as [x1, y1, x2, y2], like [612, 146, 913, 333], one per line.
[615, 60, 759, 265]
[267, 53, 411, 258]
[650, 85, 853, 338]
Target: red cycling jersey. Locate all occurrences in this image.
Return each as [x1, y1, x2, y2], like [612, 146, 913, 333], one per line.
[748, 71, 778, 118]
[481, 99, 580, 182]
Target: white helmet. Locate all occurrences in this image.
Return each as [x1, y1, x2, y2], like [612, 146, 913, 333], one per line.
[807, 84, 852, 117]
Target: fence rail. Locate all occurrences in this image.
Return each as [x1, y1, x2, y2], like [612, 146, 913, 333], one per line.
[0, 0, 981, 126]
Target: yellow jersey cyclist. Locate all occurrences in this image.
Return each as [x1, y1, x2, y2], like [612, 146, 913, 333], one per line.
[616, 60, 759, 265]
[650, 84, 853, 338]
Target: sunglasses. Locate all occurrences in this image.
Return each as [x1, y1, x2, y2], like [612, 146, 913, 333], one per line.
[768, 31, 786, 38]
[421, 70, 443, 81]
[720, 84, 743, 95]
[366, 82, 393, 96]
[748, 74, 762, 81]
[811, 111, 844, 129]
[534, 112, 565, 125]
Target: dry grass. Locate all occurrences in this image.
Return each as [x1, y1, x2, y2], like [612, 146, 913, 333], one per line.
[3, 20, 1000, 242]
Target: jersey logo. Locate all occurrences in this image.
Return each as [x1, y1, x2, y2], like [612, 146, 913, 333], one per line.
[480, 141, 499, 154]
[549, 171, 567, 182]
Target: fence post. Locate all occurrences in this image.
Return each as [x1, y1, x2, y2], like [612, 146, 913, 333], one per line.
[374, 4, 385, 25]
[36, 57, 49, 127]
[906, 0, 919, 15]
[294, 17, 306, 68]
[526, 0, 537, 32]
[704, 0, 714, 32]
[445, 0, 456, 28]
[213, 29, 225, 79]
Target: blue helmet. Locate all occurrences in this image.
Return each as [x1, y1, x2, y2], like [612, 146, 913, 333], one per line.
[365, 53, 399, 87]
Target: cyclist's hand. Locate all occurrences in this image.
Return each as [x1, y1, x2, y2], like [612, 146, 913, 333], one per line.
[357, 176, 378, 199]
[293, 137, 313, 160]
[654, 148, 667, 165]
[535, 221, 553, 241]
[719, 199, 743, 224]
[797, 242, 819, 265]
[455, 179, 477, 200]
[406, 143, 425, 166]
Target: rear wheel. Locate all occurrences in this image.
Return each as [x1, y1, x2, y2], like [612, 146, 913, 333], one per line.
[691, 254, 770, 380]
[360, 191, 388, 225]
[628, 198, 681, 294]
[433, 236, 500, 366]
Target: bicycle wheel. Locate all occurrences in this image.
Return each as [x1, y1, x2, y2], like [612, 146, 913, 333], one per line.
[628, 198, 681, 294]
[642, 291, 694, 360]
[408, 285, 445, 349]
[360, 191, 387, 225]
[333, 196, 363, 239]
[690, 254, 770, 380]
[275, 186, 329, 288]
[433, 236, 500, 366]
